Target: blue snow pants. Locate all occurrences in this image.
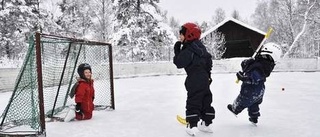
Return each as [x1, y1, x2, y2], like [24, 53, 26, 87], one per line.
[232, 82, 265, 118]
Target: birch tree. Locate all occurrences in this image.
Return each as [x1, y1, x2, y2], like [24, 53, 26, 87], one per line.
[253, 0, 320, 58]
[90, 0, 114, 41]
[283, 0, 317, 58]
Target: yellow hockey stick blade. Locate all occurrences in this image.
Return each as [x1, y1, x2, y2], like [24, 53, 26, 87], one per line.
[176, 115, 187, 125]
[235, 79, 239, 84]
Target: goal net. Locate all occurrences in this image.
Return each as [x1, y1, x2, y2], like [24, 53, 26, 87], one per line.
[0, 33, 114, 136]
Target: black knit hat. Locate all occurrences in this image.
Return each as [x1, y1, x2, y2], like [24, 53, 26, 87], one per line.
[77, 63, 92, 80]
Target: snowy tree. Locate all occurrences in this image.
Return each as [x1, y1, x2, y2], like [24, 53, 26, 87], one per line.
[200, 21, 210, 33]
[253, 0, 320, 58]
[89, 0, 114, 41]
[283, 0, 319, 58]
[231, 9, 241, 20]
[252, 0, 269, 31]
[0, 0, 63, 61]
[112, 0, 175, 62]
[202, 31, 226, 59]
[168, 16, 180, 38]
[211, 7, 226, 26]
[57, 0, 94, 38]
[0, 0, 40, 59]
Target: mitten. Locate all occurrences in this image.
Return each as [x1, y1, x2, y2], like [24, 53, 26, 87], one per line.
[209, 77, 212, 85]
[209, 75, 212, 85]
[75, 103, 83, 115]
[174, 41, 182, 55]
[236, 71, 248, 81]
[241, 58, 254, 71]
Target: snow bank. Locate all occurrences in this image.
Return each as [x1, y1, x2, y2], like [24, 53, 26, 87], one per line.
[1, 58, 319, 92]
[0, 58, 23, 68]
[0, 68, 20, 92]
[276, 58, 320, 72]
[114, 61, 184, 78]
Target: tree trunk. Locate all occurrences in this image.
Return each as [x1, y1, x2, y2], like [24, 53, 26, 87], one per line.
[5, 41, 11, 59]
[137, 0, 140, 14]
[102, 0, 106, 41]
[1, 0, 4, 10]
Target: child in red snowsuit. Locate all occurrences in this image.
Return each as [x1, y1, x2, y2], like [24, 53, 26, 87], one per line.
[75, 63, 95, 120]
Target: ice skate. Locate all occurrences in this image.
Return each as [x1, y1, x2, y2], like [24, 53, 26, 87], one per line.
[227, 104, 238, 116]
[186, 124, 198, 136]
[249, 117, 258, 126]
[197, 121, 213, 133]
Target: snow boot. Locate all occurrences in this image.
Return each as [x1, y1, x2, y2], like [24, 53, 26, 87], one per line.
[186, 124, 198, 136]
[64, 106, 76, 122]
[197, 121, 213, 133]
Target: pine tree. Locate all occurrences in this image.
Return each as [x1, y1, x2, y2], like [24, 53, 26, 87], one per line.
[0, 0, 61, 60]
[112, 0, 174, 62]
[57, 0, 94, 38]
[0, 0, 39, 59]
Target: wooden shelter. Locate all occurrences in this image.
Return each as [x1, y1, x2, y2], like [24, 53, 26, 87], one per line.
[201, 17, 266, 58]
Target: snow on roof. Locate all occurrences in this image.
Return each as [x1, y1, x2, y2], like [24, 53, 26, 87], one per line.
[200, 17, 266, 39]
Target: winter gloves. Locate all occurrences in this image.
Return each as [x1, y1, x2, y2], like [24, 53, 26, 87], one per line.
[174, 41, 182, 55]
[75, 103, 83, 115]
[236, 71, 249, 81]
[209, 75, 212, 85]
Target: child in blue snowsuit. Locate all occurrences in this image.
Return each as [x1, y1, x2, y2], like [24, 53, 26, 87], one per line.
[227, 43, 281, 124]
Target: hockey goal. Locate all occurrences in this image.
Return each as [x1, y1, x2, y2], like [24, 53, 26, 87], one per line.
[0, 32, 114, 136]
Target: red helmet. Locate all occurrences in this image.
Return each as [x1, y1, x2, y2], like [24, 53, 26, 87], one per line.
[180, 23, 201, 41]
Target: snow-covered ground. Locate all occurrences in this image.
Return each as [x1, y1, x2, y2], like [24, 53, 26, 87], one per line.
[1, 72, 320, 137]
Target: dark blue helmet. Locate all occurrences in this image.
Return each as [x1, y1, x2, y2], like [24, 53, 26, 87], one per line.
[77, 63, 92, 79]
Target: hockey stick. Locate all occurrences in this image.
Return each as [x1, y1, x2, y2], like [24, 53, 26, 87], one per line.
[251, 27, 273, 58]
[236, 27, 273, 84]
[176, 115, 187, 125]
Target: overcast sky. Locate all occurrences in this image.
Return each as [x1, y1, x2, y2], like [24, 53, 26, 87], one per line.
[158, 0, 258, 24]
